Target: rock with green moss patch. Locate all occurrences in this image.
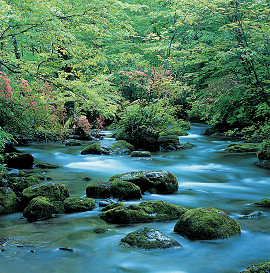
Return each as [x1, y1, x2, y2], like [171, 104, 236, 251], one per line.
[101, 202, 125, 212]
[158, 134, 180, 151]
[109, 170, 178, 194]
[0, 187, 18, 214]
[110, 140, 135, 155]
[225, 143, 259, 153]
[52, 201, 65, 213]
[1, 174, 41, 193]
[240, 261, 270, 273]
[35, 163, 62, 169]
[253, 198, 270, 207]
[22, 182, 70, 206]
[100, 200, 187, 224]
[256, 159, 270, 169]
[81, 143, 102, 155]
[64, 140, 82, 146]
[174, 207, 241, 240]
[130, 151, 152, 157]
[257, 149, 270, 160]
[120, 227, 181, 249]
[3, 152, 34, 169]
[93, 227, 108, 234]
[86, 181, 142, 201]
[23, 196, 54, 221]
[178, 142, 196, 150]
[64, 197, 96, 212]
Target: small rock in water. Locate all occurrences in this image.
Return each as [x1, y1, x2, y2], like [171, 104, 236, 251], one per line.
[243, 211, 263, 218]
[93, 228, 108, 234]
[59, 247, 74, 252]
[83, 177, 92, 181]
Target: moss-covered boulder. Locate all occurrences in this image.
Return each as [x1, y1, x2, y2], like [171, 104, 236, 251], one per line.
[64, 197, 96, 212]
[253, 198, 270, 207]
[109, 170, 179, 194]
[23, 196, 54, 221]
[101, 202, 125, 212]
[174, 207, 241, 240]
[178, 142, 196, 150]
[52, 201, 65, 213]
[22, 182, 70, 206]
[225, 143, 259, 153]
[0, 174, 41, 193]
[100, 200, 187, 224]
[34, 163, 62, 169]
[240, 261, 270, 273]
[81, 143, 102, 155]
[130, 151, 152, 157]
[120, 227, 181, 249]
[0, 187, 18, 214]
[3, 152, 34, 169]
[86, 181, 142, 201]
[158, 134, 180, 151]
[86, 181, 112, 199]
[110, 140, 135, 155]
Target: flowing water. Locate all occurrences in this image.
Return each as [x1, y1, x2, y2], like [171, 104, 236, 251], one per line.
[0, 124, 269, 273]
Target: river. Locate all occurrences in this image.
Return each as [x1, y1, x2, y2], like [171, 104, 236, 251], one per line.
[0, 124, 269, 273]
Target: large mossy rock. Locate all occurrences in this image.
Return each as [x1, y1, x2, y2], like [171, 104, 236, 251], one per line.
[64, 197, 96, 212]
[120, 227, 181, 249]
[3, 152, 34, 169]
[0, 187, 18, 214]
[100, 200, 187, 224]
[256, 148, 270, 169]
[86, 181, 142, 201]
[23, 196, 54, 221]
[253, 198, 270, 207]
[81, 143, 102, 155]
[0, 173, 41, 193]
[110, 140, 135, 155]
[174, 207, 241, 240]
[225, 143, 259, 153]
[109, 170, 179, 194]
[240, 261, 270, 273]
[158, 134, 180, 151]
[22, 182, 70, 206]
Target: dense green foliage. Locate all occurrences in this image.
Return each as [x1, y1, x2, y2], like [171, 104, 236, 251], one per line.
[0, 0, 269, 150]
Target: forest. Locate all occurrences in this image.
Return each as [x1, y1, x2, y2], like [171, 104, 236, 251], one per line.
[0, 0, 270, 272]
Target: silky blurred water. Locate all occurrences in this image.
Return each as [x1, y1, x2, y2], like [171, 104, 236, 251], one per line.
[0, 124, 269, 273]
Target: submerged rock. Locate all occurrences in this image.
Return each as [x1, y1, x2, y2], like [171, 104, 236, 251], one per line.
[130, 151, 152, 157]
[0, 187, 18, 215]
[109, 170, 178, 194]
[93, 227, 108, 234]
[22, 182, 70, 206]
[253, 198, 270, 207]
[64, 140, 82, 146]
[240, 261, 270, 273]
[120, 227, 181, 249]
[100, 200, 187, 224]
[174, 207, 241, 240]
[256, 160, 270, 169]
[3, 152, 34, 169]
[86, 181, 142, 201]
[64, 197, 96, 212]
[23, 196, 54, 221]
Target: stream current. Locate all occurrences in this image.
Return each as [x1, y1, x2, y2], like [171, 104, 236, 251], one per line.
[0, 124, 269, 273]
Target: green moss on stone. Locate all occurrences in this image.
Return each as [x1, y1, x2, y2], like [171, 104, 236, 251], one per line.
[111, 140, 135, 152]
[240, 261, 270, 273]
[100, 200, 187, 224]
[101, 202, 125, 212]
[35, 163, 62, 169]
[225, 143, 259, 153]
[81, 143, 102, 155]
[109, 170, 179, 194]
[64, 197, 96, 212]
[52, 201, 65, 213]
[120, 227, 181, 249]
[23, 196, 54, 221]
[86, 181, 111, 199]
[0, 187, 18, 214]
[3, 152, 34, 169]
[22, 182, 70, 205]
[110, 181, 142, 200]
[174, 207, 241, 240]
[253, 198, 270, 207]
[93, 227, 108, 233]
[130, 151, 152, 157]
